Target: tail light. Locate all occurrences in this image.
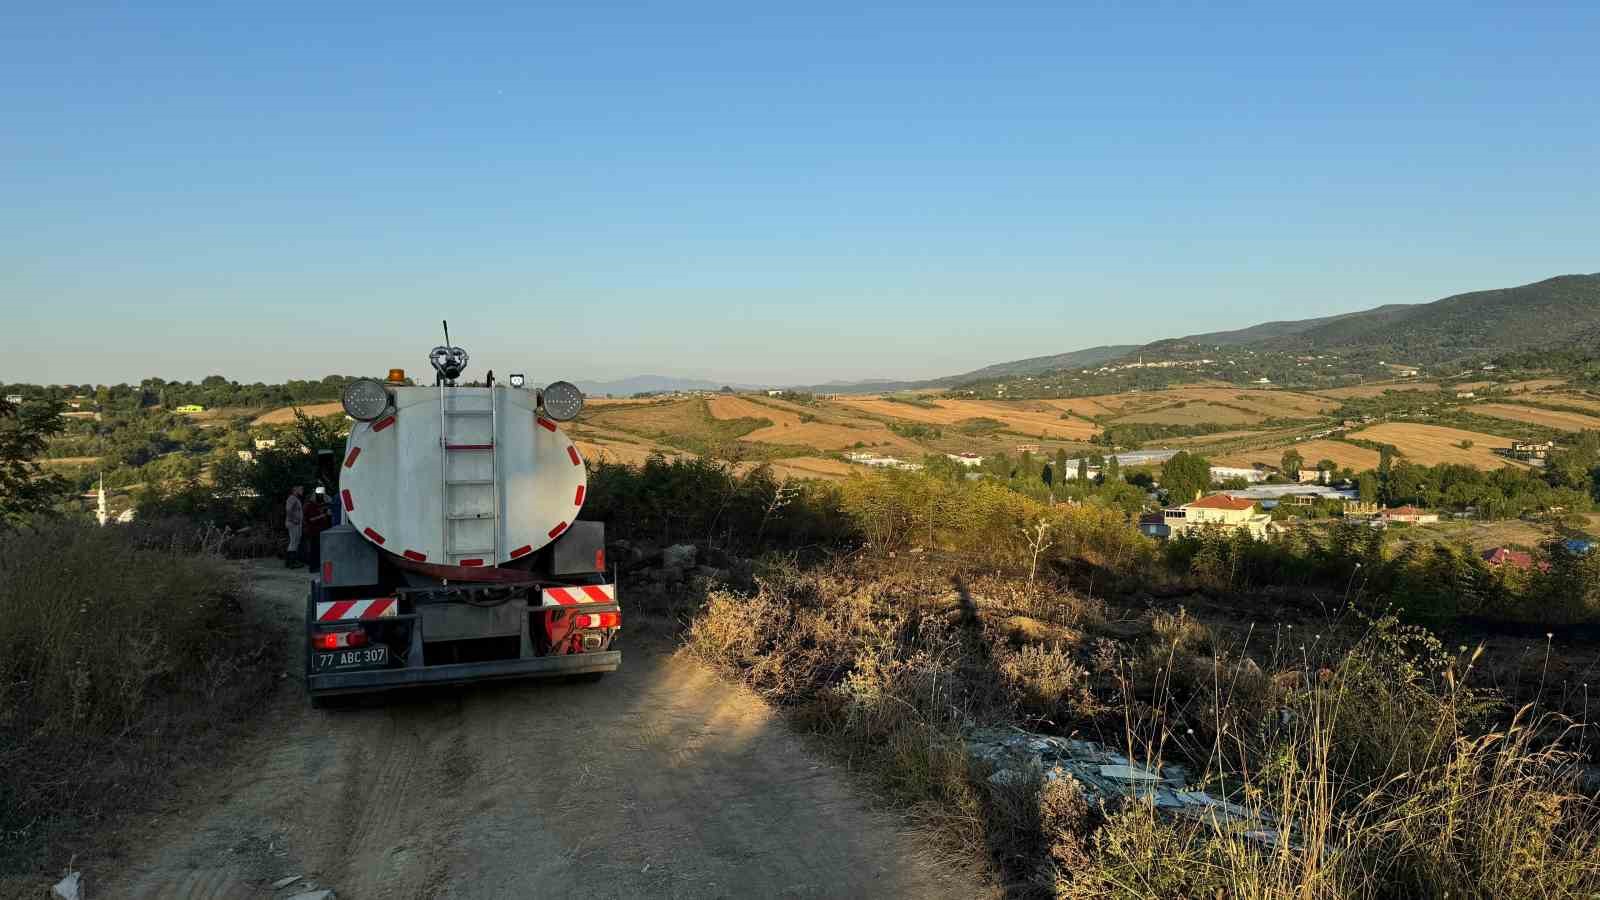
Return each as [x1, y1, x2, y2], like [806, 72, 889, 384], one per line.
[313, 629, 369, 650]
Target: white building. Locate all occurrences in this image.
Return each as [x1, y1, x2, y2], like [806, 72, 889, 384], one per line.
[946, 453, 985, 467]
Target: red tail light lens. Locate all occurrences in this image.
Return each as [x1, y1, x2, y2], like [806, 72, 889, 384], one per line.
[594, 548, 606, 571]
[313, 629, 368, 650]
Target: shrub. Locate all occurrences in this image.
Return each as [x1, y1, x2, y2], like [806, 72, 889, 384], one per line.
[0, 519, 282, 875]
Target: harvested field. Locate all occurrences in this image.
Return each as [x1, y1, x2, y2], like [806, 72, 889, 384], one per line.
[251, 402, 343, 424]
[766, 457, 856, 481]
[1158, 387, 1336, 418]
[39, 456, 100, 467]
[831, 397, 1098, 440]
[1394, 518, 1562, 553]
[1315, 382, 1440, 399]
[1348, 422, 1522, 468]
[1521, 394, 1600, 414]
[1452, 381, 1495, 392]
[1504, 378, 1567, 393]
[1216, 439, 1381, 472]
[574, 440, 683, 466]
[1112, 402, 1263, 427]
[1038, 396, 1127, 418]
[707, 395, 792, 423]
[1471, 403, 1600, 432]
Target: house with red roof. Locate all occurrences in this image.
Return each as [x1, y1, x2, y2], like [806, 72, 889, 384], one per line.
[1482, 547, 1542, 570]
[1162, 493, 1271, 539]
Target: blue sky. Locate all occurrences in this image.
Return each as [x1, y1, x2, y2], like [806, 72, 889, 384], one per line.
[4, 1, 1597, 386]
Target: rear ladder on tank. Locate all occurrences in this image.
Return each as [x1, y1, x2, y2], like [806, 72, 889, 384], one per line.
[438, 383, 502, 566]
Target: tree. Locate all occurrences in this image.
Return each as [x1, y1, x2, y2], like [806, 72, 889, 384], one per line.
[1041, 462, 1053, 488]
[1077, 457, 1088, 484]
[1356, 471, 1379, 503]
[0, 397, 69, 527]
[1160, 451, 1211, 504]
[1104, 454, 1122, 483]
[1317, 458, 1337, 475]
[1280, 448, 1304, 479]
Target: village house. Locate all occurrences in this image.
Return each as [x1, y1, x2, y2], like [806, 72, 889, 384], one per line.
[1506, 440, 1556, 461]
[946, 453, 985, 467]
[1482, 547, 1537, 570]
[1379, 505, 1440, 525]
[1162, 494, 1271, 540]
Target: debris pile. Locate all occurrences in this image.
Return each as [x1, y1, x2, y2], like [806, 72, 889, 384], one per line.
[966, 727, 1285, 845]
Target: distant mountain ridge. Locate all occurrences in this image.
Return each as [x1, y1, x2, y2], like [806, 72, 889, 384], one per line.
[942, 273, 1600, 390]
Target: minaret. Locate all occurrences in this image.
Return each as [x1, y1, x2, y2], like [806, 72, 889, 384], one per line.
[96, 474, 108, 526]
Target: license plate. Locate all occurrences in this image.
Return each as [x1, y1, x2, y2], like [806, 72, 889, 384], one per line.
[314, 645, 389, 672]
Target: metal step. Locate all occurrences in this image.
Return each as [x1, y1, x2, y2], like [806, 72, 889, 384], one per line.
[444, 410, 493, 417]
[447, 512, 496, 520]
[444, 443, 495, 451]
[445, 479, 493, 486]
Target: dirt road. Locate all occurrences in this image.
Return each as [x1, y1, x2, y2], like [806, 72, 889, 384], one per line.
[108, 562, 982, 899]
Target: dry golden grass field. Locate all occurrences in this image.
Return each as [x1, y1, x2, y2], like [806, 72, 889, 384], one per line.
[705, 395, 786, 422]
[712, 395, 924, 452]
[1112, 401, 1263, 426]
[1470, 403, 1600, 432]
[1216, 439, 1382, 472]
[830, 397, 1098, 440]
[38, 456, 100, 468]
[766, 457, 857, 480]
[1315, 382, 1440, 399]
[251, 402, 344, 425]
[1452, 381, 1496, 392]
[1158, 387, 1336, 418]
[1520, 394, 1600, 413]
[1347, 422, 1523, 468]
[1502, 378, 1568, 393]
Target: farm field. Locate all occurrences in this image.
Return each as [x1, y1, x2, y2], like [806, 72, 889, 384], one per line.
[1470, 403, 1600, 432]
[1502, 378, 1568, 393]
[1347, 422, 1523, 468]
[830, 397, 1098, 440]
[710, 395, 923, 452]
[1391, 518, 1566, 553]
[252, 402, 343, 424]
[1216, 439, 1381, 472]
[1148, 387, 1336, 419]
[1112, 401, 1265, 426]
[767, 457, 857, 480]
[1314, 381, 1439, 399]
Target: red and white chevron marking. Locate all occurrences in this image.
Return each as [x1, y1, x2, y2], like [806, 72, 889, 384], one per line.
[541, 583, 619, 628]
[315, 597, 398, 622]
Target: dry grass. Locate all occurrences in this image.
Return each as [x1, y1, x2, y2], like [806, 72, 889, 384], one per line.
[688, 559, 1600, 898]
[1503, 378, 1568, 393]
[1316, 382, 1441, 399]
[251, 401, 344, 424]
[1472, 403, 1600, 432]
[1217, 439, 1382, 472]
[0, 520, 282, 879]
[1348, 423, 1523, 467]
[707, 395, 791, 422]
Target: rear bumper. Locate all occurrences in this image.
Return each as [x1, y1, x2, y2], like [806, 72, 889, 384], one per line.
[307, 650, 621, 696]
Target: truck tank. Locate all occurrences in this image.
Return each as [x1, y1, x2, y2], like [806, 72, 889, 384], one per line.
[338, 385, 587, 568]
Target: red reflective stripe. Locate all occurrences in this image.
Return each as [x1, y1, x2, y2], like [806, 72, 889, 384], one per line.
[372, 415, 396, 432]
[344, 447, 361, 468]
[548, 521, 568, 539]
[322, 560, 333, 582]
[403, 549, 427, 562]
[567, 446, 581, 466]
[363, 598, 395, 618]
[363, 527, 385, 544]
[459, 558, 484, 567]
[573, 485, 585, 505]
[581, 585, 611, 603]
[509, 544, 533, 558]
[537, 417, 557, 432]
[546, 587, 578, 605]
[320, 600, 356, 622]
[341, 489, 354, 512]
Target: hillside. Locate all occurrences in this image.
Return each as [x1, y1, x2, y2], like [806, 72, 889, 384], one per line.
[945, 273, 1600, 395]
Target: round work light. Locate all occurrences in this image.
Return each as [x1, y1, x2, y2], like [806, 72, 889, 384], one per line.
[341, 378, 391, 421]
[541, 380, 584, 421]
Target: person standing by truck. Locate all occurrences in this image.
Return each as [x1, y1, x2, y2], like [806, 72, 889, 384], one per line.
[284, 485, 304, 568]
[304, 486, 332, 571]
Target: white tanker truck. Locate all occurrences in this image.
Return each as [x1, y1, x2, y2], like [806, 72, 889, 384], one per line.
[305, 330, 619, 704]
